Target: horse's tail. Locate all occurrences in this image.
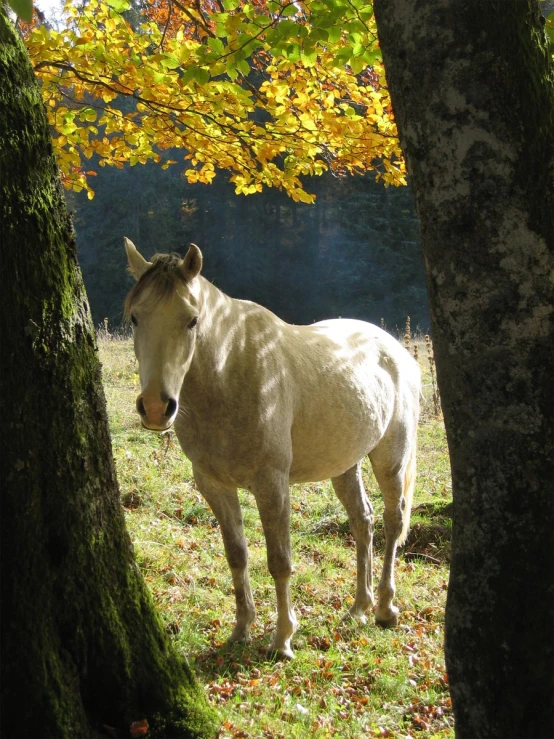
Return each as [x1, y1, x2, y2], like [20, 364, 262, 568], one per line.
[398, 442, 417, 546]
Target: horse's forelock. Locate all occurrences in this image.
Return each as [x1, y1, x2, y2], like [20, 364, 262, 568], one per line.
[124, 253, 189, 318]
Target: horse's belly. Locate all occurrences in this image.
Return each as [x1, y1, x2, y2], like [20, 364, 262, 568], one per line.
[289, 412, 385, 483]
[289, 458, 361, 484]
[289, 375, 393, 482]
[288, 436, 374, 483]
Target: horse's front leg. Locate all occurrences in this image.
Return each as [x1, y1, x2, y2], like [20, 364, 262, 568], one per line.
[253, 472, 298, 659]
[194, 470, 256, 644]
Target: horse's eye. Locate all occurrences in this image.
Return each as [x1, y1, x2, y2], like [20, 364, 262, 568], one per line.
[188, 316, 198, 330]
[131, 314, 138, 326]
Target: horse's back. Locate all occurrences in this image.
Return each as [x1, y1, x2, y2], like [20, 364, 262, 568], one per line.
[283, 318, 420, 483]
[288, 318, 419, 401]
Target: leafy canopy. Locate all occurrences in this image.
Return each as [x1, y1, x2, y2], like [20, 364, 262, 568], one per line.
[22, 0, 406, 201]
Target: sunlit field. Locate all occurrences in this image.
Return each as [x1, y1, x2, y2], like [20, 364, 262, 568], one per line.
[98, 333, 453, 739]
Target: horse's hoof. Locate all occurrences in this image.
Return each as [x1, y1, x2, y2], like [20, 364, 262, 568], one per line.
[375, 607, 399, 628]
[227, 626, 252, 644]
[267, 645, 295, 661]
[341, 609, 368, 626]
[267, 636, 295, 660]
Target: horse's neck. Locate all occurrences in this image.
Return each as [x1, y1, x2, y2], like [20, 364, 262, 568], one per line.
[192, 277, 247, 379]
[190, 277, 284, 387]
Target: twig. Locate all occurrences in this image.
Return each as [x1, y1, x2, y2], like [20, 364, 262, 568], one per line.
[403, 551, 442, 565]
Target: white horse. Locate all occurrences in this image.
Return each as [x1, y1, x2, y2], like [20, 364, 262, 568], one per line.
[124, 238, 421, 659]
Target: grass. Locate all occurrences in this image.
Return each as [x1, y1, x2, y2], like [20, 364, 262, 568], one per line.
[98, 335, 453, 739]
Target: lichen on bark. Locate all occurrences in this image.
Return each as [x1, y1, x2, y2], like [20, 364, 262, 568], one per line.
[374, 1, 554, 737]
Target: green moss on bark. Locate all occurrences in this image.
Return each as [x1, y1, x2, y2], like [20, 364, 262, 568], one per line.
[0, 10, 218, 738]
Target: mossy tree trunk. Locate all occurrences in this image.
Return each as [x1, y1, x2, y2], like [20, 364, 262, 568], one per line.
[374, 1, 554, 737]
[0, 11, 217, 739]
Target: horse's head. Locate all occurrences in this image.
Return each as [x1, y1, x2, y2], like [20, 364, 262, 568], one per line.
[124, 237, 203, 431]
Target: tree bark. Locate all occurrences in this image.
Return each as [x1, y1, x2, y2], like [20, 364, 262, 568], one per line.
[373, 1, 554, 737]
[0, 11, 217, 739]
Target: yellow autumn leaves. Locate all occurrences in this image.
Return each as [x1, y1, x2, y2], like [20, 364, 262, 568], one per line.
[25, 0, 406, 201]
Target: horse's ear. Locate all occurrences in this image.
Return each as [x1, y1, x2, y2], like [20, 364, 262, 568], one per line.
[180, 244, 203, 280]
[124, 237, 151, 281]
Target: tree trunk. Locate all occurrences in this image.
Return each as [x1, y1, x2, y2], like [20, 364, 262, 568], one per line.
[0, 11, 217, 739]
[373, 1, 554, 737]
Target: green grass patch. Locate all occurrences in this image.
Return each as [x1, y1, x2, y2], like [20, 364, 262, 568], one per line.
[99, 335, 453, 738]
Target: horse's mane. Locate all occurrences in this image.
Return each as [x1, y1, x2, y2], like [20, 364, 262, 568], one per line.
[124, 253, 188, 317]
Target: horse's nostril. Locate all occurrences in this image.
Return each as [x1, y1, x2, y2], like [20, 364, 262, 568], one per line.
[165, 398, 177, 418]
[137, 398, 147, 417]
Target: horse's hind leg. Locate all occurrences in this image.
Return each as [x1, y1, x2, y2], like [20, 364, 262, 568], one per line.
[332, 464, 374, 622]
[369, 438, 417, 627]
[194, 469, 256, 644]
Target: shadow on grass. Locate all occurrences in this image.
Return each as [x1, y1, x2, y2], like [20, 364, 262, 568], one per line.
[404, 502, 452, 564]
[310, 502, 452, 564]
[193, 639, 281, 681]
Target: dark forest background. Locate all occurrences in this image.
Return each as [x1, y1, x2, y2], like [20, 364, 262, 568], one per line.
[69, 159, 429, 332]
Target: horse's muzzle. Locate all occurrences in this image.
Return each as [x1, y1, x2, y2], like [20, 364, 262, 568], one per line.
[137, 394, 178, 430]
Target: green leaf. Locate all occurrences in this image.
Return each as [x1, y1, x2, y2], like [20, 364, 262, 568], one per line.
[193, 67, 210, 85]
[161, 55, 181, 70]
[237, 59, 250, 76]
[8, 0, 33, 21]
[79, 107, 97, 122]
[308, 27, 328, 43]
[273, 19, 298, 40]
[284, 42, 301, 62]
[151, 71, 168, 84]
[333, 46, 352, 62]
[281, 4, 298, 17]
[208, 38, 225, 55]
[359, 8, 374, 22]
[181, 67, 196, 85]
[181, 66, 210, 85]
[350, 56, 365, 74]
[362, 47, 382, 65]
[105, 0, 130, 11]
[226, 61, 238, 81]
[301, 46, 318, 67]
[347, 31, 363, 45]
